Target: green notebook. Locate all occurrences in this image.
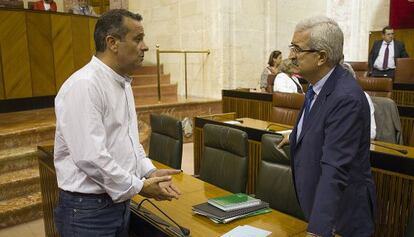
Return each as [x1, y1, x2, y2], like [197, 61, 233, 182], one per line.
[208, 193, 261, 211]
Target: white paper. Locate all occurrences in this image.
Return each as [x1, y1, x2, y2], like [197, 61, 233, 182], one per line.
[223, 120, 242, 125]
[276, 129, 292, 135]
[221, 225, 272, 237]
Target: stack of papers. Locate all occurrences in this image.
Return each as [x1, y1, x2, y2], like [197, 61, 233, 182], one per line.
[192, 201, 270, 223]
[221, 225, 272, 237]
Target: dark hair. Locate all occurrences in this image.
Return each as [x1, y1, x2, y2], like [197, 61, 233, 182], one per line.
[382, 26, 393, 34]
[267, 50, 282, 66]
[94, 9, 143, 52]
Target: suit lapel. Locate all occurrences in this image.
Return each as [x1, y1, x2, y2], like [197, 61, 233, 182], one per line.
[296, 66, 341, 145]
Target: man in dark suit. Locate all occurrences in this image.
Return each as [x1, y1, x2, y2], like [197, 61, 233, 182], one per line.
[368, 26, 409, 78]
[278, 17, 376, 237]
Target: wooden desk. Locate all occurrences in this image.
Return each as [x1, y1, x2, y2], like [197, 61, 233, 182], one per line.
[223, 89, 414, 146]
[194, 113, 414, 237]
[132, 161, 308, 237]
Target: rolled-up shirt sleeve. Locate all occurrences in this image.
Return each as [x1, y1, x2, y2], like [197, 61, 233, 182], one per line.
[57, 80, 144, 202]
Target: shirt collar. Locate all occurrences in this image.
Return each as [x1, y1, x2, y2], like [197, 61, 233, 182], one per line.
[382, 40, 394, 46]
[91, 56, 132, 86]
[310, 66, 335, 96]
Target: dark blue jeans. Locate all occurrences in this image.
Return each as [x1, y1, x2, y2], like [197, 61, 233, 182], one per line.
[54, 190, 130, 237]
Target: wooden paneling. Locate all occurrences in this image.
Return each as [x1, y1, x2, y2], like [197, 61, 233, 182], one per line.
[0, 11, 32, 98]
[369, 29, 414, 57]
[51, 14, 75, 91]
[71, 15, 92, 70]
[372, 168, 414, 237]
[0, 9, 97, 100]
[393, 90, 414, 106]
[247, 140, 261, 194]
[0, 43, 4, 99]
[223, 96, 272, 121]
[26, 12, 56, 96]
[89, 18, 97, 53]
[401, 117, 414, 146]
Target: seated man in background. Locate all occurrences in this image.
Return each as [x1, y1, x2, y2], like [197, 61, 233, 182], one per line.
[33, 0, 57, 11]
[368, 26, 409, 78]
[273, 59, 303, 93]
[69, 0, 98, 16]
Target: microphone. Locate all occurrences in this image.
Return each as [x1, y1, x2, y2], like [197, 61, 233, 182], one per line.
[371, 142, 408, 155]
[137, 198, 190, 236]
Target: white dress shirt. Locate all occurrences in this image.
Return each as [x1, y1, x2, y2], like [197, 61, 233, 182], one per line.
[43, 2, 51, 10]
[374, 40, 395, 70]
[273, 72, 303, 93]
[54, 56, 155, 203]
[365, 92, 376, 140]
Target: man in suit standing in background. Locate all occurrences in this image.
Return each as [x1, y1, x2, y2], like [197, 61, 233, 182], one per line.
[278, 16, 376, 237]
[368, 26, 409, 78]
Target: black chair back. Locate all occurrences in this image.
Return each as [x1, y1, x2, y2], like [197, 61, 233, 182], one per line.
[255, 134, 305, 220]
[200, 124, 248, 193]
[149, 114, 183, 169]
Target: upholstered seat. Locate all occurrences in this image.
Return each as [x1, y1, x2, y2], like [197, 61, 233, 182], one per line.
[270, 92, 305, 126]
[348, 61, 368, 78]
[357, 77, 393, 98]
[395, 58, 414, 84]
[255, 134, 304, 220]
[148, 114, 183, 169]
[266, 74, 276, 93]
[200, 124, 248, 193]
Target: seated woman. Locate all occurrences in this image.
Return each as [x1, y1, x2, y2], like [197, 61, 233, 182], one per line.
[273, 59, 303, 93]
[260, 50, 282, 92]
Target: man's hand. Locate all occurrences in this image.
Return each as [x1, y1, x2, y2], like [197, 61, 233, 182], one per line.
[140, 169, 182, 201]
[140, 176, 180, 201]
[277, 132, 291, 149]
[149, 169, 182, 178]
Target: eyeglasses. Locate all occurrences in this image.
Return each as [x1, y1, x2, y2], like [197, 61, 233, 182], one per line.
[289, 44, 319, 54]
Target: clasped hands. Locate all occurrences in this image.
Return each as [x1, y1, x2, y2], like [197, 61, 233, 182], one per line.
[140, 169, 182, 201]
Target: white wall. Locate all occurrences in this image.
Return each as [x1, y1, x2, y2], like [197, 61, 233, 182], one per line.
[128, 0, 390, 98]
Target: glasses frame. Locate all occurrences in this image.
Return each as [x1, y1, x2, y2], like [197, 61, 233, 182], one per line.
[289, 44, 319, 54]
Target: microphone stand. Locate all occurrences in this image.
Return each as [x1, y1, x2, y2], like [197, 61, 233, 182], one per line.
[371, 142, 408, 155]
[137, 198, 190, 237]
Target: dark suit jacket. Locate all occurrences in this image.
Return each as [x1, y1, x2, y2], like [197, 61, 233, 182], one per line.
[368, 40, 409, 72]
[33, 1, 57, 11]
[289, 66, 376, 236]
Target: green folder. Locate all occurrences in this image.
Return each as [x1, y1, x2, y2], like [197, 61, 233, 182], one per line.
[208, 193, 261, 211]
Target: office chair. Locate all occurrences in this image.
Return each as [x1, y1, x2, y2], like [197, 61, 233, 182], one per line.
[199, 124, 248, 193]
[255, 134, 305, 220]
[148, 114, 183, 169]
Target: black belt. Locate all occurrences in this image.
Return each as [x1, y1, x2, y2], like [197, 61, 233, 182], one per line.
[59, 188, 111, 199]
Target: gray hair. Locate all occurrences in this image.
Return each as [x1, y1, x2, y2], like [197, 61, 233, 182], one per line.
[295, 16, 344, 66]
[278, 59, 296, 75]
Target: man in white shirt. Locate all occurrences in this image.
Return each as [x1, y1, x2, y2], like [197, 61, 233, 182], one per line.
[53, 9, 181, 237]
[368, 26, 409, 79]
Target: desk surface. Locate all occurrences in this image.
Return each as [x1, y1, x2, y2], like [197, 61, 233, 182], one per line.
[236, 117, 414, 159]
[132, 161, 308, 237]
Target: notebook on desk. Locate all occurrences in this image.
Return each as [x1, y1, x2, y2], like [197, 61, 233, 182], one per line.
[192, 201, 270, 223]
